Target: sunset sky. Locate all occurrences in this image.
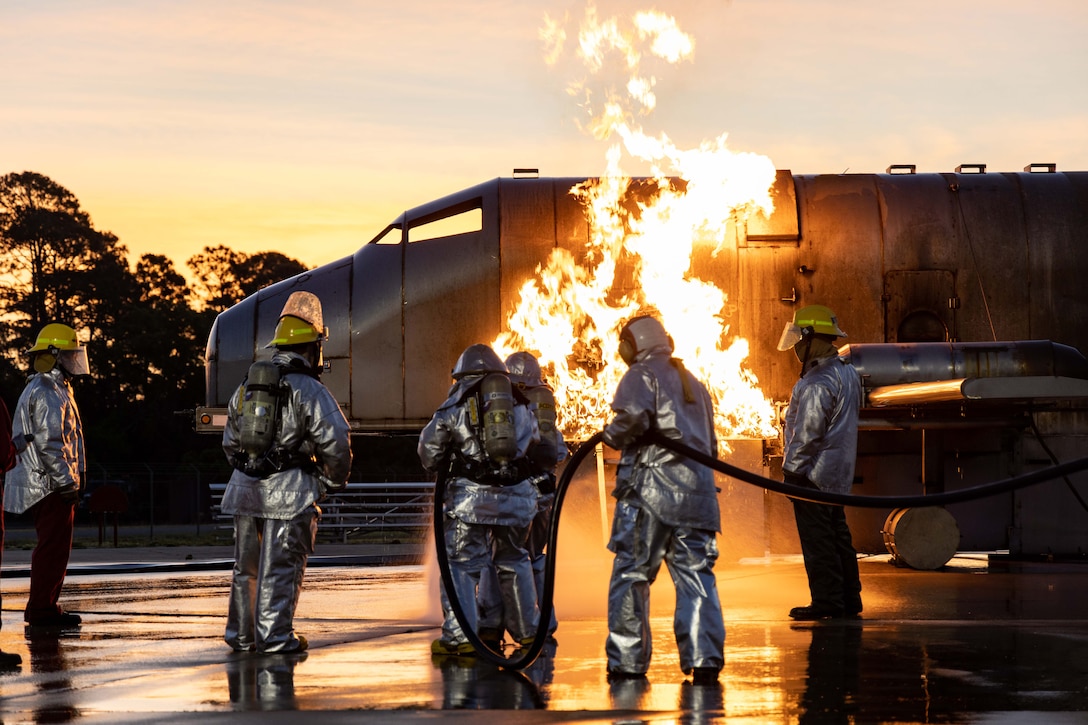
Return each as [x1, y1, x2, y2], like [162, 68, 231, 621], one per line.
[2, 0, 1085, 276]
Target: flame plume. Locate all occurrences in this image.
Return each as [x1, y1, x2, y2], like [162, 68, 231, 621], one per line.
[496, 4, 780, 449]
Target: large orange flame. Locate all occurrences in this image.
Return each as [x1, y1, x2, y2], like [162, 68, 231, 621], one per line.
[496, 5, 780, 449]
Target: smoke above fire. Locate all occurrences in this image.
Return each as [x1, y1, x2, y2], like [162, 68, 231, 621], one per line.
[494, 3, 780, 447]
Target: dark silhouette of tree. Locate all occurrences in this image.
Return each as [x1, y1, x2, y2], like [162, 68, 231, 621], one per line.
[237, 251, 308, 297]
[0, 351, 23, 416]
[187, 245, 308, 312]
[0, 172, 143, 443]
[186, 244, 244, 313]
[137, 253, 192, 307]
[0, 171, 119, 346]
[83, 254, 213, 462]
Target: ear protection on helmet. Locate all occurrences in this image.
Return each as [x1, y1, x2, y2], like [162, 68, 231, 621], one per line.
[618, 332, 637, 366]
[33, 348, 58, 373]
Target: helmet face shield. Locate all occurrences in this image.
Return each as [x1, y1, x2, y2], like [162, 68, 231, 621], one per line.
[777, 322, 804, 351]
[278, 291, 324, 333]
[58, 347, 90, 376]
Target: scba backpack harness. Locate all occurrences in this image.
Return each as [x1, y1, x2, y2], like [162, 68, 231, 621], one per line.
[450, 372, 538, 486]
[233, 360, 318, 477]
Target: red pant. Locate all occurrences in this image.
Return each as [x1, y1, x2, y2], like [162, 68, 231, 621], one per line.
[0, 498, 5, 628]
[26, 492, 76, 622]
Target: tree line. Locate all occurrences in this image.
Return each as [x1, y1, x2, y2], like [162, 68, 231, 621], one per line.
[0, 171, 309, 469]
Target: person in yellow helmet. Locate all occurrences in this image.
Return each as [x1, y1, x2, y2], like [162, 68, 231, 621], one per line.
[776, 305, 863, 620]
[3, 323, 89, 629]
[220, 291, 352, 654]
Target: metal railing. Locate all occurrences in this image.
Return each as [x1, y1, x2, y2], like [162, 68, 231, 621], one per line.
[208, 481, 435, 543]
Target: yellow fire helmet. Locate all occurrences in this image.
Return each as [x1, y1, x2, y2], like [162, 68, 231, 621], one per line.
[266, 291, 326, 348]
[29, 322, 80, 352]
[776, 304, 847, 351]
[28, 322, 90, 375]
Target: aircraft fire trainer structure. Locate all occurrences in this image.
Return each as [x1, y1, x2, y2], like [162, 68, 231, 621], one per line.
[198, 165, 1088, 565]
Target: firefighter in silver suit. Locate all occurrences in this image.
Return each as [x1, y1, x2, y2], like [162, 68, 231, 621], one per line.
[602, 315, 724, 685]
[776, 304, 863, 620]
[477, 351, 567, 647]
[221, 291, 352, 654]
[3, 323, 89, 629]
[418, 344, 540, 656]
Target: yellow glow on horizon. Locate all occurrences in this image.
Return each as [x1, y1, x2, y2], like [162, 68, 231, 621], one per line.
[78, 193, 371, 283]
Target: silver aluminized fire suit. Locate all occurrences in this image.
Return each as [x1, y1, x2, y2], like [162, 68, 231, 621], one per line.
[782, 356, 861, 496]
[221, 350, 352, 653]
[602, 342, 725, 678]
[782, 354, 863, 616]
[418, 374, 540, 651]
[3, 368, 85, 514]
[3, 368, 85, 624]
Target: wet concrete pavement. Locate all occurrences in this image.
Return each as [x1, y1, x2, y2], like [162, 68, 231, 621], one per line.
[1, 541, 1087, 724]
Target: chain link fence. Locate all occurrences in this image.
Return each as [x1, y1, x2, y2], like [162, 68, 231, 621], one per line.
[75, 461, 234, 538]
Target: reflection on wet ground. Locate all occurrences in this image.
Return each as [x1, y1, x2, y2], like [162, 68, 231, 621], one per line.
[1, 554, 1087, 723]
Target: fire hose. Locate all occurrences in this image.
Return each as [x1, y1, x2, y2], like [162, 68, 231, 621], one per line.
[434, 430, 1088, 670]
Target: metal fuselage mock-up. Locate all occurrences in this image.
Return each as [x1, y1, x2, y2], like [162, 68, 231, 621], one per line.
[199, 168, 1088, 559]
